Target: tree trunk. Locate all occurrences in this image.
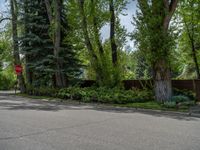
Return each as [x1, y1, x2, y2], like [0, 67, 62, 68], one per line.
[44, 0, 53, 22]
[78, 0, 97, 60]
[24, 0, 32, 86]
[154, 59, 172, 102]
[44, 0, 66, 88]
[182, 0, 200, 79]
[54, 0, 65, 88]
[191, 40, 200, 79]
[78, 0, 104, 83]
[10, 0, 26, 93]
[153, 0, 178, 102]
[109, 0, 117, 66]
[91, 0, 104, 55]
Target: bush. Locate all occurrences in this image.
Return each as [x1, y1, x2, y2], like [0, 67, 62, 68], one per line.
[171, 95, 190, 103]
[163, 95, 195, 109]
[26, 85, 59, 97]
[173, 88, 195, 100]
[0, 71, 16, 90]
[57, 87, 153, 104]
[163, 101, 176, 108]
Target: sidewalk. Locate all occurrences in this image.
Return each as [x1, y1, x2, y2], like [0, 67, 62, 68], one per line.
[190, 104, 200, 117]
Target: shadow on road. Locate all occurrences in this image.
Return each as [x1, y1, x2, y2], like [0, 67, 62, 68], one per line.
[0, 92, 199, 121]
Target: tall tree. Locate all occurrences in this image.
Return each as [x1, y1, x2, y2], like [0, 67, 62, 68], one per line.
[179, 0, 200, 79]
[54, 0, 66, 87]
[109, 0, 117, 66]
[10, 0, 26, 93]
[134, 0, 179, 102]
[76, 0, 128, 86]
[44, 0, 66, 87]
[20, 0, 55, 87]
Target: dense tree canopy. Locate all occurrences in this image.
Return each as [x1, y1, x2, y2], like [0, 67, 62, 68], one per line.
[0, 0, 199, 102]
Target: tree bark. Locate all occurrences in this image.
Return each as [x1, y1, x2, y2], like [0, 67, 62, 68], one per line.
[91, 0, 104, 55]
[54, 0, 66, 88]
[23, 0, 32, 86]
[78, 0, 97, 60]
[10, 0, 26, 93]
[109, 0, 117, 66]
[44, 0, 66, 88]
[154, 59, 172, 102]
[153, 0, 178, 102]
[78, 0, 105, 82]
[191, 39, 200, 79]
[44, 0, 53, 23]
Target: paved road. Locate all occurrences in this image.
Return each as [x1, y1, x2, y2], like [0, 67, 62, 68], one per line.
[0, 93, 200, 150]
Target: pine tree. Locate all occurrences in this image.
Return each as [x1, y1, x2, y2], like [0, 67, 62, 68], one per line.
[20, 0, 54, 87]
[20, 0, 81, 88]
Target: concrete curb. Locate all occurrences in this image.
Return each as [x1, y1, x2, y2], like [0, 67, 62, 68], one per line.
[94, 104, 192, 116]
[14, 94, 200, 118]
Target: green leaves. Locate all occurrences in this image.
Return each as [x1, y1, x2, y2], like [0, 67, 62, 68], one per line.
[57, 86, 153, 104]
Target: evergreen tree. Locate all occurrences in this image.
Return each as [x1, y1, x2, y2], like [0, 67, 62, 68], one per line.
[20, 0, 81, 88]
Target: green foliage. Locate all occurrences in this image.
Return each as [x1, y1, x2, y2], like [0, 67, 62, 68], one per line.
[163, 95, 195, 109]
[92, 43, 125, 88]
[163, 101, 177, 108]
[171, 95, 190, 103]
[73, 0, 128, 87]
[173, 88, 195, 100]
[26, 85, 59, 97]
[130, 49, 151, 79]
[20, 0, 81, 87]
[132, 1, 177, 69]
[57, 87, 153, 104]
[0, 66, 16, 90]
[175, 0, 200, 79]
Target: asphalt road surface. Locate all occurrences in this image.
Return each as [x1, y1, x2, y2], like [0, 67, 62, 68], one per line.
[0, 93, 200, 150]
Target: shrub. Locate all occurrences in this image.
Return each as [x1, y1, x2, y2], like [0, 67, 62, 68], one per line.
[57, 87, 153, 104]
[163, 101, 176, 108]
[163, 95, 195, 109]
[26, 85, 59, 97]
[173, 88, 195, 100]
[0, 71, 16, 90]
[171, 95, 190, 103]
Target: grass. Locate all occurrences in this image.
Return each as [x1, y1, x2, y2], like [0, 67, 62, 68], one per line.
[17, 93, 190, 112]
[113, 101, 190, 112]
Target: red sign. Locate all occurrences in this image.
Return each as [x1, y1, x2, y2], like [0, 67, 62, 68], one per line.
[15, 65, 23, 75]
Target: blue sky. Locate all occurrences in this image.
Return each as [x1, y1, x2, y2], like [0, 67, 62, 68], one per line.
[0, 0, 7, 13]
[0, 0, 8, 30]
[101, 0, 137, 47]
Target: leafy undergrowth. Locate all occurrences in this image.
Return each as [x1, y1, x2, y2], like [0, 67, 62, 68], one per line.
[114, 101, 190, 112]
[57, 87, 153, 104]
[17, 93, 192, 112]
[19, 86, 196, 112]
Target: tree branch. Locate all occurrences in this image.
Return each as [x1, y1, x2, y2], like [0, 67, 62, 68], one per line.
[44, 0, 53, 23]
[163, 0, 179, 30]
[0, 17, 11, 23]
[78, 0, 97, 60]
[163, 0, 169, 10]
[169, 0, 179, 15]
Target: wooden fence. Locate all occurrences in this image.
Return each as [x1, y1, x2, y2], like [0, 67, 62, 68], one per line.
[80, 80, 200, 101]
